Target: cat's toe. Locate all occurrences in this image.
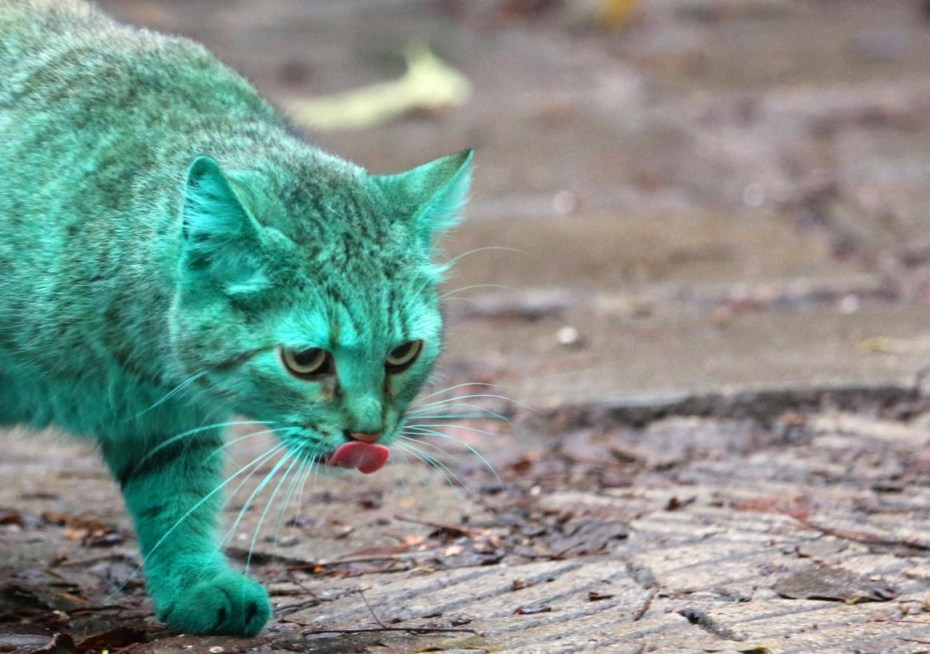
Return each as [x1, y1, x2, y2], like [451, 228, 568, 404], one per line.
[158, 570, 271, 636]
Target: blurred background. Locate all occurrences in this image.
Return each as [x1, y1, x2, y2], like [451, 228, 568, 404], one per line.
[90, 0, 930, 406]
[95, 0, 930, 412]
[7, 4, 930, 650]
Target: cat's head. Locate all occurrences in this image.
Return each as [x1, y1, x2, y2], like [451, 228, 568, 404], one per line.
[168, 149, 472, 472]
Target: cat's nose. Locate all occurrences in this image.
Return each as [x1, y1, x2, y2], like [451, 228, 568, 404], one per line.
[347, 431, 381, 444]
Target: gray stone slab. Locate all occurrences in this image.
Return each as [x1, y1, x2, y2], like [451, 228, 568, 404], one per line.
[444, 304, 930, 408]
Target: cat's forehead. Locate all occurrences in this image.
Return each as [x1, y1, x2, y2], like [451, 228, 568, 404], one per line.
[277, 162, 395, 239]
[284, 273, 440, 351]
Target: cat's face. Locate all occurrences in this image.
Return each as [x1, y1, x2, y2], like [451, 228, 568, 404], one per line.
[169, 151, 471, 469]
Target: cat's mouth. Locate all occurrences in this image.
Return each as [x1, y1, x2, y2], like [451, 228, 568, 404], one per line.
[325, 441, 390, 474]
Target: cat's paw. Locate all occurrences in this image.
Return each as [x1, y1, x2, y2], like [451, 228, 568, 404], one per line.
[157, 570, 271, 636]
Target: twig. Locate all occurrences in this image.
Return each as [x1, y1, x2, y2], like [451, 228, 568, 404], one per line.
[632, 588, 658, 622]
[788, 514, 930, 552]
[285, 551, 435, 572]
[393, 514, 480, 537]
[279, 617, 478, 637]
[357, 589, 388, 628]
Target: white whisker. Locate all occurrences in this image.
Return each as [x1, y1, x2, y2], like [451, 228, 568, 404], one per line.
[401, 425, 500, 484]
[245, 453, 302, 576]
[396, 438, 469, 490]
[106, 442, 289, 602]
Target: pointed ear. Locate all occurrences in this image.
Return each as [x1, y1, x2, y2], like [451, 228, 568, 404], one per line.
[373, 149, 473, 249]
[180, 156, 269, 294]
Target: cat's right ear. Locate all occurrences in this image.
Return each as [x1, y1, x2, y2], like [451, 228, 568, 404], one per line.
[372, 149, 473, 251]
[180, 156, 268, 295]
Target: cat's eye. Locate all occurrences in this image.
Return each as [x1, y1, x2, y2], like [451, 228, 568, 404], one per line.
[280, 347, 333, 378]
[385, 340, 423, 373]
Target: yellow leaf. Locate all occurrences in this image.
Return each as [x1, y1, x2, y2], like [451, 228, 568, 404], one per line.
[598, 0, 640, 30]
[288, 46, 471, 132]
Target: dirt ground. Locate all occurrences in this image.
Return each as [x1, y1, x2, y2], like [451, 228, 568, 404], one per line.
[5, 0, 930, 652]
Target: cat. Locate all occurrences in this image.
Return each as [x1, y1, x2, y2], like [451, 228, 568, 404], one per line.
[0, 0, 471, 637]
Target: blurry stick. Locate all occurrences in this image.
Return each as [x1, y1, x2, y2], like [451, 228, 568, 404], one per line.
[857, 336, 930, 355]
[288, 46, 471, 132]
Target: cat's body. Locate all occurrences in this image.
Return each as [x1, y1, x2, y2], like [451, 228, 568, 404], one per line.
[0, 0, 470, 636]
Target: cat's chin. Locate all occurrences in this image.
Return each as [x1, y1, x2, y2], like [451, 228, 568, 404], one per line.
[325, 442, 390, 474]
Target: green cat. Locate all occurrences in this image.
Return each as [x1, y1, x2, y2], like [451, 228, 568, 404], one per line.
[0, 0, 471, 636]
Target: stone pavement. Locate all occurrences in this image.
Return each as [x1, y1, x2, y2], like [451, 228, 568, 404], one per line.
[4, 0, 930, 652]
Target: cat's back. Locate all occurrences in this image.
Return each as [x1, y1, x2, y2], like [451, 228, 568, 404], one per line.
[0, 0, 285, 402]
[0, 0, 113, 71]
[0, 0, 271, 118]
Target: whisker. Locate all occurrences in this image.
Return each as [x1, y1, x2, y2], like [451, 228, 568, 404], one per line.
[292, 455, 318, 526]
[271, 456, 314, 549]
[394, 441, 450, 493]
[245, 453, 303, 577]
[391, 447, 414, 493]
[395, 441, 452, 487]
[401, 426, 500, 484]
[409, 399, 511, 422]
[222, 448, 294, 551]
[416, 382, 495, 401]
[414, 412, 508, 422]
[440, 283, 512, 300]
[395, 438, 469, 490]
[128, 372, 209, 420]
[106, 442, 288, 601]
[440, 245, 537, 268]
[205, 427, 283, 463]
[410, 392, 518, 413]
[405, 422, 499, 435]
[129, 420, 277, 477]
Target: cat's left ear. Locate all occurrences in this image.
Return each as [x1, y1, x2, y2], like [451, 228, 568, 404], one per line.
[179, 156, 268, 295]
[373, 149, 473, 249]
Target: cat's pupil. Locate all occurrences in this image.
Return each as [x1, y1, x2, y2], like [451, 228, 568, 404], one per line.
[294, 349, 323, 367]
[391, 343, 413, 359]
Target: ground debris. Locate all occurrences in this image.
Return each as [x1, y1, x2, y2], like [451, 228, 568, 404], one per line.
[774, 566, 897, 603]
[0, 625, 76, 654]
[74, 624, 151, 652]
[678, 607, 746, 642]
[513, 603, 552, 615]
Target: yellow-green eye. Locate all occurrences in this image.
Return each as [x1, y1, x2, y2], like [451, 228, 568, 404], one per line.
[280, 347, 333, 378]
[385, 340, 423, 373]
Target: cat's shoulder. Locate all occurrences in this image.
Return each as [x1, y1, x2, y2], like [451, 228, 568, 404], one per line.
[1, 0, 104, 39]
[1, 0, 95, 19]
[1, 0, 205, 64]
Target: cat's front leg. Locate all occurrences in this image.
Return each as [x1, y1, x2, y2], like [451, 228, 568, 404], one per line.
[101, 432, 271, 636]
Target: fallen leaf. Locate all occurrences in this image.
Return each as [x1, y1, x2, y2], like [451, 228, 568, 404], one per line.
[587, 590, 614, 601]
[288, 46, 470, 131]
[0, 625, 76, 654]
[550, 519, 629, 557]
[597, 0, 641, 30]
[0, 511, 22, 526]
[774, 566, 896, 603]
[75, 625, 149, 651]
[514, 604, 552, 615]
[81, 530, 125, 548]
[41, 512, 108, 532]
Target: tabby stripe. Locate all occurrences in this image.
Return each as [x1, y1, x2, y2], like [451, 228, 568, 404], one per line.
[117, 433, 223, 488]
[210, 346, 269, 372]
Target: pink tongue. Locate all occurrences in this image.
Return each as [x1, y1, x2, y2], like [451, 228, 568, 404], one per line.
[327, 442, 390, 474]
